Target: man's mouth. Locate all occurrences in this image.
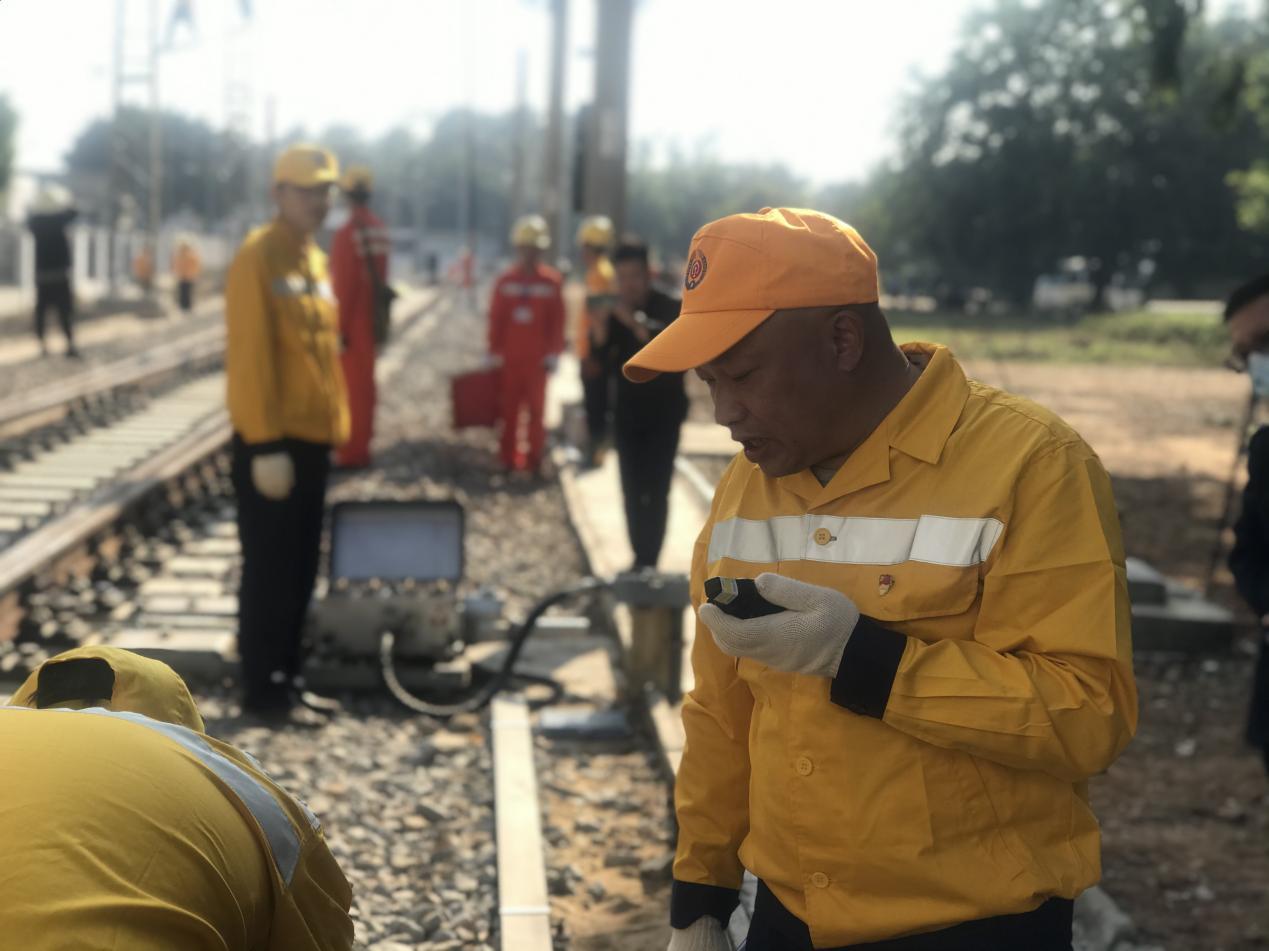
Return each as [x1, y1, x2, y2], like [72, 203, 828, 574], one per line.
[738, 436, 768, 458]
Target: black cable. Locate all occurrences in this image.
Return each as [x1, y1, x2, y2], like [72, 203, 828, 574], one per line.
[379, 575, 608, 717]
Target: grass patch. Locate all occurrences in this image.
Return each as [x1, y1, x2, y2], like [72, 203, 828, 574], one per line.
[887, 308, 1228, 367]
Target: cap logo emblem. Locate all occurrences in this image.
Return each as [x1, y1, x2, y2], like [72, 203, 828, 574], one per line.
[309, 150, 328, 169]
[878, 574, 895, 597]
[684, 249, 708, 290]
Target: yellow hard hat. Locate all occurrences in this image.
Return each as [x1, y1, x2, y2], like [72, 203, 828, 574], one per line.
[511, 214, 551, 250]
[576, 215, 614, 248]
[7, 645, 205, 733]
[273, 143, 339, 188]
[341, 165, 374, 193]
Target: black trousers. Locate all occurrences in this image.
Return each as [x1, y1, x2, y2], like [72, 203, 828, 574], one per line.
[231, 436, 330, 708]
[1248, 626, 1269, 774]
[744, 881, 1074, 951]
[177, 280, 194, 313]
[581, 362, 611, 453]
[615, 419, 680, 569]
[34, 277, 74, 343]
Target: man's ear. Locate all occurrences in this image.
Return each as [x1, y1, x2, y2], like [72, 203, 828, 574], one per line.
[831, 309, 866, 372]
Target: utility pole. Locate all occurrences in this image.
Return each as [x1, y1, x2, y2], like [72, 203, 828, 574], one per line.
[110, 0, 164, 303]
[541, 0, 568, 255]
[510, 49, 528, 225]
[110, 0, 127, 294]
[583, 0, 634, 235]
[147, 0, 162, 283]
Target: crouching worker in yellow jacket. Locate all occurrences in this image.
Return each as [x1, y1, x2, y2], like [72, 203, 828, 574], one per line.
[625, 208, 1138, 951]
[0, 646, 354, 951]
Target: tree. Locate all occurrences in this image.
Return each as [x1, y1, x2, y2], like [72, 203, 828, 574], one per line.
[875, 0, 1268, 304]
[1229, 40, 1269, 237]
[64, 108, 253, 224]
[628, 149, 810, 257]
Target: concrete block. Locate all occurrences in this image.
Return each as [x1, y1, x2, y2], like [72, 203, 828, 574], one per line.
[1125, 557, 1167, 606]
[1132, 597, 1234, 652]
[109, 629, 234, 680]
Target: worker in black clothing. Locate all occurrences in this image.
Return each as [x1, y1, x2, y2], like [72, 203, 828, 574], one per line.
[1224, 272, 1269, 775]
[25, 185, 79, 358]
[594, 239, 689, 569]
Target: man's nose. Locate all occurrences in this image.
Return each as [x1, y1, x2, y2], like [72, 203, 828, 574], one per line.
[713, 388, 745, 429]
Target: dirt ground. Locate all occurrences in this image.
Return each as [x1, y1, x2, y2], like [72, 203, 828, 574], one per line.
[688, 355, 1269, 949]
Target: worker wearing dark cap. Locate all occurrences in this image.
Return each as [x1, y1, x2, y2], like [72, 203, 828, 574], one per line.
[1224, 273, 1269, 776]
[225, 143, 349, 724]
[0, 646, 354, 950]
[593, 237, 688, 569]
[626, 208, 1137, 951]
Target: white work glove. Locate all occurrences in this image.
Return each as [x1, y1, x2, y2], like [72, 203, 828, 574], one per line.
[543, 353, 560, 372]
[251, 452, 295, 501]
[666, 916, 734, 951]
[482, 352, 504, 370]
[699, 573, 861, 679]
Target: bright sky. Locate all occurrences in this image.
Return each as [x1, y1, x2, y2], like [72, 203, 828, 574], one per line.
[0, 0, 1257, 186]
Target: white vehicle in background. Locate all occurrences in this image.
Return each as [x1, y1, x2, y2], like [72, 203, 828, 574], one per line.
[1033, 255, 1151, 313]
[1032, 256, 1096, 313]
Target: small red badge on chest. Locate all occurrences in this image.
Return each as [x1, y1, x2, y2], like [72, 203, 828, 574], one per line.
[878, 574, 895, 597]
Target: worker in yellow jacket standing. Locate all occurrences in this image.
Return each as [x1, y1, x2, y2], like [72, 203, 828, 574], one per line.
[225, 144, 349, 724]
[625, 208, 1138, 951]
[0, 646, 354, 950]
[576, 214, 617, 465]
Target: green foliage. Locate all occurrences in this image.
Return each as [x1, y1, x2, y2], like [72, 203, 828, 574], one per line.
[1229, 163, 1269, 234]
[0, 95, 16, 197]
[65, 107, 252, 223]
[888, 307, 1228, 366]
[869, 0, 1269, 304]
[627, 151, 810, 254]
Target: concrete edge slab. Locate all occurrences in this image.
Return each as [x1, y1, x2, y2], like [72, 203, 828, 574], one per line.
[491, 696, 553, 951]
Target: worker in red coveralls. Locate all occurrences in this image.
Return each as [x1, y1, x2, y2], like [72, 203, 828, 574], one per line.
[487, 214, 565, 474]
[329, 165, 389, 469]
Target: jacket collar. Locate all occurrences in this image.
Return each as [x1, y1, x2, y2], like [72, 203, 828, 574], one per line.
[885, 343, 969, 466]
[776, 342, 969, 508]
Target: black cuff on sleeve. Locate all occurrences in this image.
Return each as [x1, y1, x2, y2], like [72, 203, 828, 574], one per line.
[670, 879, 739, 930]
[830, 615, 907, 719]
[242, 438, 287, 458]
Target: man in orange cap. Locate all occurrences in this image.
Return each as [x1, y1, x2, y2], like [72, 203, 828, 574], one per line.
[632, 208, 1137, 951]
[1, 646, 354, 950]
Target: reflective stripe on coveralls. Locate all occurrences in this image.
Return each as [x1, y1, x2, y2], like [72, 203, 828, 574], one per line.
[707, 514, 1005, 568]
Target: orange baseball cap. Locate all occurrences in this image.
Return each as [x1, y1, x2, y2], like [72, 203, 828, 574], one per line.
[623, 207, 879, 382]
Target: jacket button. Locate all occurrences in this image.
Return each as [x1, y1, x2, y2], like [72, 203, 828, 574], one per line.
[795, 756, 814, 776]
[813, 528, 833, 546]
[811, 872, 830, 889]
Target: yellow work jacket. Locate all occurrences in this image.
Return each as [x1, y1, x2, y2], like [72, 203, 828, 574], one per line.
[674, 343, 1137, 946]
[577, 255, 616, 359]
[225, 220, 349, 449]
[0, 705, 354, 951]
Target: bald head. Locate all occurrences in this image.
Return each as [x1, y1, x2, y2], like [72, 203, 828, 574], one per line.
[696, 302, 921, 476]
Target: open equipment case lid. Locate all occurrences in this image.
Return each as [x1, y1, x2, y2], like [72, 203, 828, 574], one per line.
[328, 500, 464, 584]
